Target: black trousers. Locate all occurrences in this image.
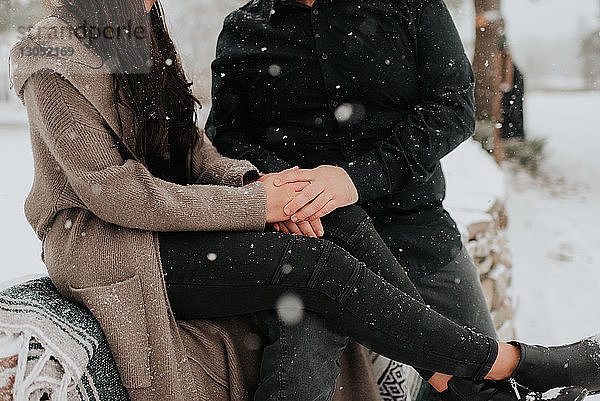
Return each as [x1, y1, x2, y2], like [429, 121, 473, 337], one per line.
[159, 206, 498, 381]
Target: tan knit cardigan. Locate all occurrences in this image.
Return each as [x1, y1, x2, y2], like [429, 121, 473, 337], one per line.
[10, 16, 381, 401]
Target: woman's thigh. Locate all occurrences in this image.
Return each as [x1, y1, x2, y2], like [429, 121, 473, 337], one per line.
[158, 230, 356, 320]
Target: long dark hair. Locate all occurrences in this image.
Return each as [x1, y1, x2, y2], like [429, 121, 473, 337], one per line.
[57, 0, 200, 184]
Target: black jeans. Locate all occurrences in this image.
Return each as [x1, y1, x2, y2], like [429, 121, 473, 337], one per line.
[249, 246, 498, 401]
[159, 206, 498, 387]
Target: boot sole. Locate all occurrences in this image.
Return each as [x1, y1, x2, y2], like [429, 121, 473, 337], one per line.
[547, 387, 589, 401]
[572, 388, 589, 401]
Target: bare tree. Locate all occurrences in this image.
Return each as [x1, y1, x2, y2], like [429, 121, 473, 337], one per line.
[580, 29, 600, 90]
[579, 1, 600, 90]
[472, 0, 509, 163]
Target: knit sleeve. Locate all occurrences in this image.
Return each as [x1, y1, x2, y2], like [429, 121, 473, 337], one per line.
[189, 132, 260, 187]
[23, 72, 267, 232]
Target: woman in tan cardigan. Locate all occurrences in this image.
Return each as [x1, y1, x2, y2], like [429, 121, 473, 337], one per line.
[10, 0, 600, 400]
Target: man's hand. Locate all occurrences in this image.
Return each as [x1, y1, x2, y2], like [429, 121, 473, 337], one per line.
[273, 165, 359, 222]
[272, 218, 324, 238]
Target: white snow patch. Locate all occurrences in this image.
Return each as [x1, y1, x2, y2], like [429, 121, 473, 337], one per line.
[507, 92, 600, 355]
[442, 139, 506, 227]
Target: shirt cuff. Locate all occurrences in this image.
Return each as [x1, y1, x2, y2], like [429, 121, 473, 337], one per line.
[251, 152, 294, 174]
[341, 155, 391, 202]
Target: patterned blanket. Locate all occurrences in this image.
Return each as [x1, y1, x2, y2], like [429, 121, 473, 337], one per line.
[0, 277, 129, 401]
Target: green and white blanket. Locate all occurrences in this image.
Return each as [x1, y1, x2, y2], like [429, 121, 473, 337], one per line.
[0, 277, 129, 401]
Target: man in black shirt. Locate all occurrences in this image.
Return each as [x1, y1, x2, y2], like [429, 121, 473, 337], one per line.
[207, 0, 498, 399]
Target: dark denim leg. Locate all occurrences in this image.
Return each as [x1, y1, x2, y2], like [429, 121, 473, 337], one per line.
[413, 247, 497, 339]
[254, 310, 349, 401]
[252, 207, 375, 401]
[321, 205, 424, 303]
[160, 228, 498, 382]
[408, 248, 498, 401]
[321, 206, 497, 400]
[323, 206, 498, 386]
[322, 205, 434, 382]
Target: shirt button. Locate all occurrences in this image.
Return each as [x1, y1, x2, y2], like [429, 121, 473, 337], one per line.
[321, 53, 328, 60]
[312, 9, 319, 15]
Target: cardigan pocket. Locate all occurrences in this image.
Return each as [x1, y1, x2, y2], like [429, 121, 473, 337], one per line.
[69, 275, 152, 389]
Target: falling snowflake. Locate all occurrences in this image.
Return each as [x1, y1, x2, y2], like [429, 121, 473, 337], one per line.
[268, 64, 281, 77]
[91, 184, 102, 195]
[243, 333, 262, 350]
[276, 293, 304, 325]
[334, 103, 365, 123]
[334, 103, 354, 122]
[281, 264, 293, 274]
[207, 253, 217, 262]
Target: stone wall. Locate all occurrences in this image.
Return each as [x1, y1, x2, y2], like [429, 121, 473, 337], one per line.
[465, 199, 516, 340]
[442, 139, 516, 341]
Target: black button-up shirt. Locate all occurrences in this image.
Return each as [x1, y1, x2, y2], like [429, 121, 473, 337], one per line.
[207, 0, 475, 278]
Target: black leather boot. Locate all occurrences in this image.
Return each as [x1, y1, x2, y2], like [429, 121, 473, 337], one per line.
[439, 377, 588, 401]
[509, 336, 600, 394]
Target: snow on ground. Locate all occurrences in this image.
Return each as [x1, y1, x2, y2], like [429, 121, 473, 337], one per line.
[1, 91, 600, 394]
[507, 91, 600, 347]
[507, 91, 600, 399]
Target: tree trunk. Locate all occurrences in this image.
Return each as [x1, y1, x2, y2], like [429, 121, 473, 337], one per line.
[473, 0, 506, 163]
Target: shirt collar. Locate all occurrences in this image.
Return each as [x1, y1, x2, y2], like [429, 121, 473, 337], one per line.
[260, 0, 277, 20]
[260, 0, 329, 20]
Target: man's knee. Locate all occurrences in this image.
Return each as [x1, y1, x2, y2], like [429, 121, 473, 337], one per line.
[413, 249, 497, 338]
[321, 205, 370, 237]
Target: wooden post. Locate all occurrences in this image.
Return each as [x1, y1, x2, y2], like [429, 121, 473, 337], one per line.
[473, 0, 505, 164]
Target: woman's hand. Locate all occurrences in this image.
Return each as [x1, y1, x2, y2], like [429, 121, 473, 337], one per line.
[273, 165, 358, 222]
[260, 173, 310, 223]
[272, 218, 324, 238]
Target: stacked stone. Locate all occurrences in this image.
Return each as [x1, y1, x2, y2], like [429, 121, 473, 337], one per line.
[463, 199, 516, 341]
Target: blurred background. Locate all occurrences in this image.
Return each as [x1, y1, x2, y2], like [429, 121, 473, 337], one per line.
[0, 0, 599, 373]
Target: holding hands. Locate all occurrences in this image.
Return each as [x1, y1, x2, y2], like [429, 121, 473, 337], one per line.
[258, 171, 309, 223]
[257, 165, 359, 237]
